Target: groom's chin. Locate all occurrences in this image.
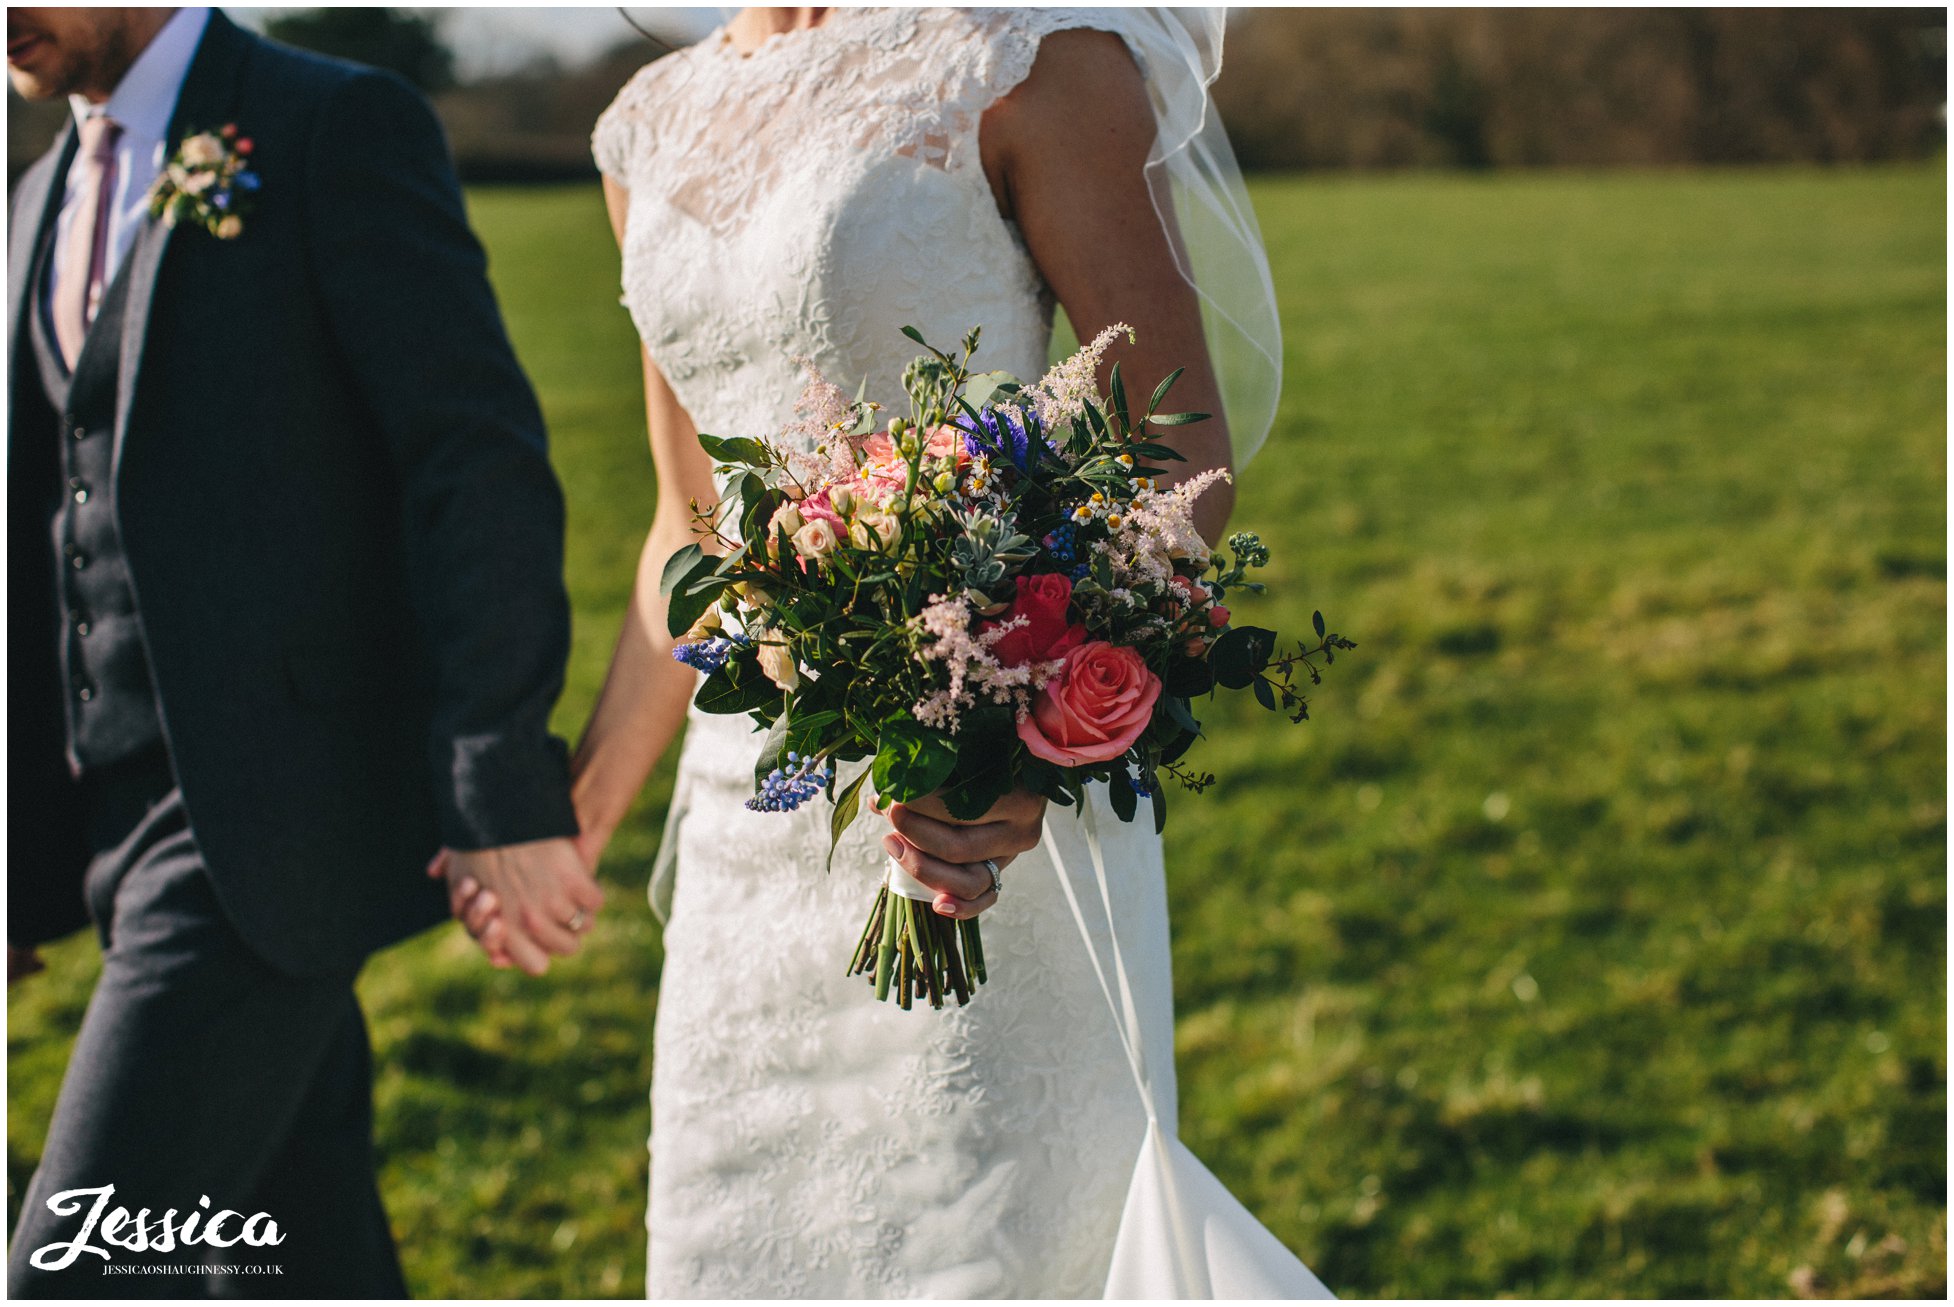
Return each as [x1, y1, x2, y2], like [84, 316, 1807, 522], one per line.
[7, 56, 67, 102]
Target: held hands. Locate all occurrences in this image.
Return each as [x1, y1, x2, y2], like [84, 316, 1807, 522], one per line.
[429, 786, 1040, 970]
[875, 788, 1047, 920]
[426, 836, 604, 976]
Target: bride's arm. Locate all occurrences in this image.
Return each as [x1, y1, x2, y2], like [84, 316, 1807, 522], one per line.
[981, 28, 1237, 544]
[567, 179, 723, 867]
[883, 36, 1241, 910]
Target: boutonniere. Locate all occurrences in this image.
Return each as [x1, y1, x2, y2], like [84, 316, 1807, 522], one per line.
[147, 123, 260, 240]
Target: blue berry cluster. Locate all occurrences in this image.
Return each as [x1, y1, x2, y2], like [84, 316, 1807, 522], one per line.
[1127, 770, 1157, 797]
[746, 752, 836, 813]
[1043, 524, 1078, 564]
[671, 636, 743, 674]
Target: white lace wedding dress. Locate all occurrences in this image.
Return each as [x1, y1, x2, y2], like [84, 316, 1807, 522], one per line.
[593, 8, 1330, 1298]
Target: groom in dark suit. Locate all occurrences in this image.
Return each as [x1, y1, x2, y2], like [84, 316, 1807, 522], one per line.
[7, 7, 605, 1295]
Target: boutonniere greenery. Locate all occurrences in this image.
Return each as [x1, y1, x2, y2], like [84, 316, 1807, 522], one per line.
[147, 123, 259, 240]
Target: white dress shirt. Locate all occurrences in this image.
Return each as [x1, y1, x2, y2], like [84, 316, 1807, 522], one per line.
[46, 7, 211, 309]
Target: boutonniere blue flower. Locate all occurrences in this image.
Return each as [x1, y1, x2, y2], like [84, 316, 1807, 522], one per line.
[147, 123, 259, 240]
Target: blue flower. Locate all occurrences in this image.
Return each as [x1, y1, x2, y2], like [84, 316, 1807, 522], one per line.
[671, 635, 744, 674]
[234, 171, 261, 192]
[211, 191, 229, 210]
[954, 406, 1051, 471]
[746, 751, 835, 813]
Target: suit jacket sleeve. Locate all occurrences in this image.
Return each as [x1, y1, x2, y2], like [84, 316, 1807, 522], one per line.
[302, 70, 579, 851]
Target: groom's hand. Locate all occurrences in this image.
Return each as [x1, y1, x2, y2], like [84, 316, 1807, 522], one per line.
[435, 838, 604, 976]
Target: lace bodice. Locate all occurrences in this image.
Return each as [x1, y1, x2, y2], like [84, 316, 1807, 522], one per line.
[593, 6, 1127, 443]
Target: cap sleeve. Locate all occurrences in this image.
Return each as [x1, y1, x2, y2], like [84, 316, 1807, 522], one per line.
[962, 7, 1148, 113]
[591, 58, 668, 187]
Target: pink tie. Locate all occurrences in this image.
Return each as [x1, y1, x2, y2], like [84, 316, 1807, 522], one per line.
[53, 114, 122, 369]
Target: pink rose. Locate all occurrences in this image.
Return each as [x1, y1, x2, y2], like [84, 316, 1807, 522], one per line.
[860, 427, 968, 484]
[923, 424, 970, 464]
[798, 488, 845, 529]
[1017, 641, 1162, 767]
[985, 573, 1086, 667]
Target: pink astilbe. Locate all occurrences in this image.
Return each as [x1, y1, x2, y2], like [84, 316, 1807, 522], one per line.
[780, 358, 863, 486]
[783, 358, 851, 444]
[910, 598, 1067, 731]
[1022, 323, 1135, 429]
[1096, 466, 1232, 591]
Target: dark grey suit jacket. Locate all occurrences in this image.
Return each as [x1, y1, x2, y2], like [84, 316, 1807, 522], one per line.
[8, 11, 579, 976]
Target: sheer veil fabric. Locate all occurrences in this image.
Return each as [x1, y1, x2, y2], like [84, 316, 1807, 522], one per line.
[597, 7, 1326, 1297]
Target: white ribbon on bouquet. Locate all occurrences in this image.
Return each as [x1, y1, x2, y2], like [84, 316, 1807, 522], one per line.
[1043, 797, 1335, 1300]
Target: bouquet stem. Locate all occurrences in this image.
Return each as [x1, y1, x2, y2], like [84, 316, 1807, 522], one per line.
[847, 861, 984, 1010]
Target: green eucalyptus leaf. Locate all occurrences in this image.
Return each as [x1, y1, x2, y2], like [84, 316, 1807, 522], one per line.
[697, 433, 770, 466]
[1109, 767, 1139, 823]
[1163, 694, 1201, 735]
[871, 718, 959, 804]
[827, 770, 868, 875]
[1210, 625, 1279, 691]
[963, 372, 1021, 411]
[940, 707, 1015, 820]
[1147, 367, 1185, 414]
[664, 550, 725, 637]
[659, 543, 705, 596]
[695, 656, 781, 715]
[753, 713, 792, 791]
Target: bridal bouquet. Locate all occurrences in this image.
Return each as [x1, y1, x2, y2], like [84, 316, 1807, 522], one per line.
[664, 325, 1353, 1010]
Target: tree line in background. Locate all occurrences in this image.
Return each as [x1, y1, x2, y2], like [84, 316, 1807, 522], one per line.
[6, 8, 1947, 182]
[1216, 7, 1945, 170]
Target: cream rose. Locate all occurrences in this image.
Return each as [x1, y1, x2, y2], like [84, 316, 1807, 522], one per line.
[849, 510, 902, 553]
[180, 134, 225, 166]
[767, 502, 805, 554]
[755, 639, 800, 692]
[792, 517, 840, 562]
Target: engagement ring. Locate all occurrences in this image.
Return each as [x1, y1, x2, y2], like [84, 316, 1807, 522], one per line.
[982, 858, 1002, 897]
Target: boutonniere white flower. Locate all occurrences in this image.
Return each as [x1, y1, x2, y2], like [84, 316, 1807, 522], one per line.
[147, 123, 259, 240]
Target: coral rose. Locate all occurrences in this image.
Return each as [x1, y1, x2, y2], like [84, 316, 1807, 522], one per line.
[1016, 641, 1162, 767]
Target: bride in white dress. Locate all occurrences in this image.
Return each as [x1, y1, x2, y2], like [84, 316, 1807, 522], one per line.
[454, 6, 1330, 1297]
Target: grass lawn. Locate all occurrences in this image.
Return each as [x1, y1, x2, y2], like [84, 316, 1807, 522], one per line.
[8, 161, 1945, 1298]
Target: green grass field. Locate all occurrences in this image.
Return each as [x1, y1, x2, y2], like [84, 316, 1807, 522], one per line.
[9, 163, 1945, 1298]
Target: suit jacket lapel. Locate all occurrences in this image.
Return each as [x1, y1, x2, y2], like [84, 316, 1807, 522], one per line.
[8, 125, 77, 404]
[113, 9, 252, 463]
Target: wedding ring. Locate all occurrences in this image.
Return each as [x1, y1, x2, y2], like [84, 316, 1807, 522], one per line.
[981, 858, 1002, 897]
[565, 909, 589, 934]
